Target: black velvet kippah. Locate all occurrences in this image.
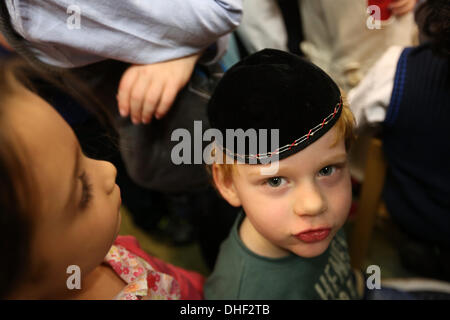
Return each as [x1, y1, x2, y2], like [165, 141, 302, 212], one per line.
[207, 49, 342, 164]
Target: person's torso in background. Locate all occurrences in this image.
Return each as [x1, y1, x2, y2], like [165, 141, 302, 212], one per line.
[300, 0, 417, 92]
[383, 44, 450, 248]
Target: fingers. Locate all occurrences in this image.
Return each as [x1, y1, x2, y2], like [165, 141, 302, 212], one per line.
[155, 81, 179, 120]
[141, 81, 164, 124]
[117, 58, 193, 124]
[118, 66, 177, 125]
[117, 67, 139, 118]
[390, 0, 416, 16]
[389, 0, 412, 9]
[129, 71, 152, 124]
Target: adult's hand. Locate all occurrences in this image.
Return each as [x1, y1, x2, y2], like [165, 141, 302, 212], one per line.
[389, 0, 417, 17]
[117, 52, 202, 124]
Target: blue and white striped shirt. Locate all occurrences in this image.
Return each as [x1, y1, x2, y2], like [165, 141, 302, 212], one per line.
[5, 0, 242, 67]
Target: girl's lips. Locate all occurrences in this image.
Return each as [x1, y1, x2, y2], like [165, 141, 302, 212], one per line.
[115, 184, 122, 210]
[295, 228, 331, 243]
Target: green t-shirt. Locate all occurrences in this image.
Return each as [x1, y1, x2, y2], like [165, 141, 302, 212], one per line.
[205, 211, 362, 300]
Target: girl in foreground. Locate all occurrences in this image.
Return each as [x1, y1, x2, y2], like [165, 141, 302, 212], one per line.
[0, 60, 204, 300]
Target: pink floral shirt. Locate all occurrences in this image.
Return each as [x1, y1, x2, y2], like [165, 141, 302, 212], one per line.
[104, 244, 181, 300]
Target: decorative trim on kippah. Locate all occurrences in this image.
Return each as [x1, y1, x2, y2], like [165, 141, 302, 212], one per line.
[222, 97, 343, 161]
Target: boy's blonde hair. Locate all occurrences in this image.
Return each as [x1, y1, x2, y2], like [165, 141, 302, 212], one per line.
[208, 94, 356, 186]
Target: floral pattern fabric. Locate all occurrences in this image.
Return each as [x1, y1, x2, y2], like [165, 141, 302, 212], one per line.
[104, 244, 181, 300]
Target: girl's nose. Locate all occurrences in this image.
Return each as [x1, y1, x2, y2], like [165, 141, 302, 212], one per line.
[293, 182, 327, 217]
[98, 160, 117, 194]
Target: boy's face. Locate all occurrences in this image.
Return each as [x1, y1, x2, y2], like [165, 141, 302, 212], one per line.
[214, 125, 352, 258]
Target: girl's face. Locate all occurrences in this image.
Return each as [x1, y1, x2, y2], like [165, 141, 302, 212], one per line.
[7, 88, 121, 297]
[215, 126, 352, 259]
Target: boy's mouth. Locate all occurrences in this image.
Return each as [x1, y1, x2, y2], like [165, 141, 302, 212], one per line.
[295, 228, 331, 243]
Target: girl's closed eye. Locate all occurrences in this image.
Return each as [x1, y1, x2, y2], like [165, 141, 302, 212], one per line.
[79, 171, 93, 210]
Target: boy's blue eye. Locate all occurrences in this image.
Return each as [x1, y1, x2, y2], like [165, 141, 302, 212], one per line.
[267, 177, 284, 187]
[319, 166, 336, 177]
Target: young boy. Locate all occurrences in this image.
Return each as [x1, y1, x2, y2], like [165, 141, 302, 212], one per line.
[204, 49, 364, 299]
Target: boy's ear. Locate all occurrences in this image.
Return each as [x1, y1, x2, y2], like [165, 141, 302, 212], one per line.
[212, 165, 242, 208]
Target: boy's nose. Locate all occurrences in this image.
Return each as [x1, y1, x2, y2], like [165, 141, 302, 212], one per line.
[293, 182, 327, 217]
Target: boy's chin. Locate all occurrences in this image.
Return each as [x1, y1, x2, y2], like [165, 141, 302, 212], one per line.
[291, 240, 331, 258]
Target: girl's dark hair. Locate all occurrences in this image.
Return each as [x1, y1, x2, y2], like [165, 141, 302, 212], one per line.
[416, 0, 450, 57]
[0, 59, 37, 298]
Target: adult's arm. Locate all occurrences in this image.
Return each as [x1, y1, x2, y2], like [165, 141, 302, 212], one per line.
[5, 0, 243, 67]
